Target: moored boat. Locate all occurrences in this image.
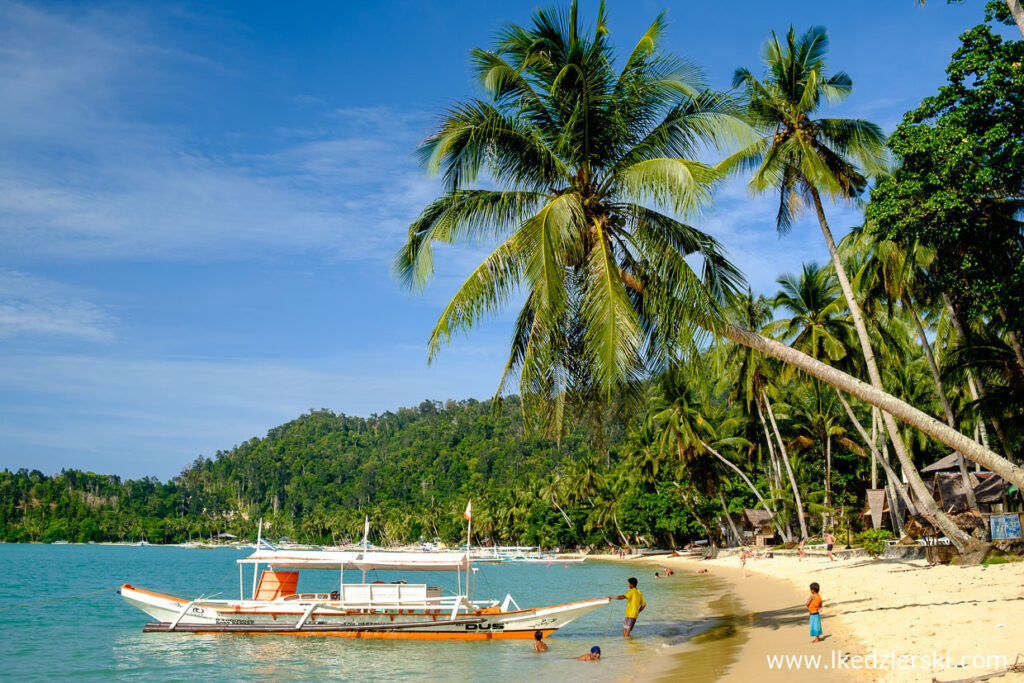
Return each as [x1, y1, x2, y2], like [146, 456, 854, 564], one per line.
[120, 547, 608, 639]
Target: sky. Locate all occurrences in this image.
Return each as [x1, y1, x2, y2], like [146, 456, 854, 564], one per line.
[0, 0, 1000, 479]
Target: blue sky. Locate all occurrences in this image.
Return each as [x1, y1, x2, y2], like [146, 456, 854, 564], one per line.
[0, 0, 998, 479]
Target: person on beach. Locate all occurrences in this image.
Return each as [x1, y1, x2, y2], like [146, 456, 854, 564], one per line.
[825, 531, 836, 562]
[577, 646, 601, 661]
[533, 630, 548, 652]
[695, 568, 709, 574]
[664, 567, 674, 576]
[806, 582, 823, 643]
[739, 547, 748, 577]
[799, 537, 806, 562]
[611, 578, 646, 636]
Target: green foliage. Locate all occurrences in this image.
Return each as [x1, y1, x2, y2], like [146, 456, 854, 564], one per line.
[867, 14, 1024, 334]
[857, 528, 893, 556]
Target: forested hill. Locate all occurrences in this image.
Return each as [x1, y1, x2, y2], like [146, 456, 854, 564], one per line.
[0, 398, 627, 545]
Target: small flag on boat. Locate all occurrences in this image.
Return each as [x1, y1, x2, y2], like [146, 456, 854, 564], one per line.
[464, 500, 472, 520]
[363, 515, 369, 545]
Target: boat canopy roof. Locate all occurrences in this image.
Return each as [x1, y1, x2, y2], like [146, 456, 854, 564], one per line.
[238, 549, 470, 572]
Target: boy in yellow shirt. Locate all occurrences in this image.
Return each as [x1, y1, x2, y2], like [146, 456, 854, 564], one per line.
[612, 577, 646, 636]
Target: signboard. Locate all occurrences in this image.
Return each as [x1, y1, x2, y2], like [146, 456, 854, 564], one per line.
[989, 513, 1022, 541]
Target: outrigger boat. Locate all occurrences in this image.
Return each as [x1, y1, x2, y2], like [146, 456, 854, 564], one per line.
[120, 546, 609, 640]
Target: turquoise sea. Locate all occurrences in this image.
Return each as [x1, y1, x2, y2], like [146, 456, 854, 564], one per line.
[0, 544, 719, 681]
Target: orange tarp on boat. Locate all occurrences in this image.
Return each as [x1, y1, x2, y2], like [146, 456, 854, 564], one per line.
[255, 570, 298, 600]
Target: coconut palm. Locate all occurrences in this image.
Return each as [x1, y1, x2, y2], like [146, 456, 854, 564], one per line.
[724, 25, 992, 554]
[396, 2, 748, 435]
[766, 263, 854, 364]
[399, 4, 1024, 550]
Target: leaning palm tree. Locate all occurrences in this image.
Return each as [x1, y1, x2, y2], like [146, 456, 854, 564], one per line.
[723, 26, 989, 556]
[396, 1, 747, 434]
[397, 3, 1024, 543]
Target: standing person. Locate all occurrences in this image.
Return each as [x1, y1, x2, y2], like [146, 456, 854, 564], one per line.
[739, 547, 748, 577]
[825, 531, 836, 562]
[799, 537, 806, 562]
[806, 582, 823, 643]
[612, 578, 646, 637]
[533, 630, 548, 652]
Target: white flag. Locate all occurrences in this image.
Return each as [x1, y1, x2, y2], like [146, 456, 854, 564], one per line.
[464, 500, 472, 521]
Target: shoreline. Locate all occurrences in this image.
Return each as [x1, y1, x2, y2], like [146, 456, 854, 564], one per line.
[606, 551, 1024, 682]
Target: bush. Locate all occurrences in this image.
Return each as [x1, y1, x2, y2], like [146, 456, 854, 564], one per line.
[858, 529, 893, 557]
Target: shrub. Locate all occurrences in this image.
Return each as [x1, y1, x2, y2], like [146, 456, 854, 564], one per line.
[858, 529, 893, 557]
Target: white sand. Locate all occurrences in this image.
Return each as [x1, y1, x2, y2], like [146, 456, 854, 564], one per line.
[628, 551, 1024, 682]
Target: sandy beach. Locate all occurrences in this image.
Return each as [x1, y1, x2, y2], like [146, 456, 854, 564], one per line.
[612, 551, 1024, 682]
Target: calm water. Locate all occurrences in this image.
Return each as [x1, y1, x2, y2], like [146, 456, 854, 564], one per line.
[0, 544, 719, 681]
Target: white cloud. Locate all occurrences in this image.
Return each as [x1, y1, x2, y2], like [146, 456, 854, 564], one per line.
[0, 269, 114, 341]
[0, 2, 439, 263]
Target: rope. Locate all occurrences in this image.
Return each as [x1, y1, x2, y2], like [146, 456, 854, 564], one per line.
[603, 600, 614, 637]
[0, 587, 117, 611]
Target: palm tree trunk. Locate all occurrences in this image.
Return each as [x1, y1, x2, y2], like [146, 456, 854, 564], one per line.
[825, 433, 832, 527]
[870, 408, 878, 489]
[720, 322, 1016, 559]
[836, 391, 913, 534]
[1006, 0, 1024, 38]
[756, 399, 783, 492]
[699, 439, 774, 515]
[719, 492, 743, 547]
[809, 189, 989, 558]
[552, 500, 574, 528]
[905, 294, 979, 510]
[762, 391, 808, 539]
[967, 375, 992, 451]
[997, 309, 1024, 373]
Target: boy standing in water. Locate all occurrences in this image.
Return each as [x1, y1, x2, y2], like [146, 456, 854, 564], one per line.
[533, 630, 548, 652]
[806, 582, 823, 643]
[612, 577, 646, 636]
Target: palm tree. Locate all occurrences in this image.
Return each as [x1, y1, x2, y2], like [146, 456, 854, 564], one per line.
[396, 1, 747, 435]
[725, 26, 989, 555]
[398, 3, 1024, 545]
[651, 366, 772, 512]
[766, 263, 854, 365]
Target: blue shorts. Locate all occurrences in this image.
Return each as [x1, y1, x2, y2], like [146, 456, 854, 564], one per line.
[809, 613, 822, 637]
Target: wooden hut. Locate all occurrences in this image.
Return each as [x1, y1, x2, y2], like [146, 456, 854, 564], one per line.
[741, 509, 779, 546]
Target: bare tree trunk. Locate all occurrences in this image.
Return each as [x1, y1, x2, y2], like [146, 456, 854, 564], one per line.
[809, 189, 990, 558]
[763, 391, 809, 539]
[906, 294, 978, 510]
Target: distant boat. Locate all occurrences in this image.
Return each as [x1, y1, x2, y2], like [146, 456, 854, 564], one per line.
[51, 540, 69, 545]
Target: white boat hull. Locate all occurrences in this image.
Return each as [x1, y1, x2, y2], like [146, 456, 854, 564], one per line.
[120, 584, 609, 639]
